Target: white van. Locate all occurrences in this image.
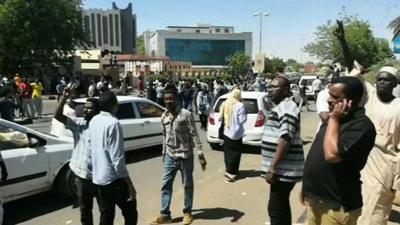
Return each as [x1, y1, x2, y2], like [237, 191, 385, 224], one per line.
[298, 75, 328, 99]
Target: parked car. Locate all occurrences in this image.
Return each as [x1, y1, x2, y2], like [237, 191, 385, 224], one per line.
[72, 96, 166, 151]
[298, 75, 328, 99]
[0, 119, 74, 202]
[207, 91, 269, 150]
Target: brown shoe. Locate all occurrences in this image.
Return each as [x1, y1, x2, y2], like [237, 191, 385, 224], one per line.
[182, 212, 193, 225]
[149, 215, 172, 224]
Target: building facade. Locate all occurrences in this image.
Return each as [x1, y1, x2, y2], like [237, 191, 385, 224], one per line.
[82, 2, 137, 53]
[144, 24, 252, 66]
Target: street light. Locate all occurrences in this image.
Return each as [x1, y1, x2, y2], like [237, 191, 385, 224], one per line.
[253, 12, 269, 53]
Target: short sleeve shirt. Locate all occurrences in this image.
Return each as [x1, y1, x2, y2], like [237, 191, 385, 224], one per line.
[303, 108, 376, 211]
[261, 98, 304, 182]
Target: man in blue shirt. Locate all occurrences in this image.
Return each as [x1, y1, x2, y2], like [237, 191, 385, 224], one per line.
[89, 91, 137, 225]
[54, 87, 99, 225]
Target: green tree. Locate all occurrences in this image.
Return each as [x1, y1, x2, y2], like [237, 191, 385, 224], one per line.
[136, 35, 145, 55]
[264, 57, 286, 73]
[285, 58, 302, 72]
[0, 0, 90, 74]
[227, 51, 250, 77]
[304, 16, 393, 68]
[388, 16, 400, 39]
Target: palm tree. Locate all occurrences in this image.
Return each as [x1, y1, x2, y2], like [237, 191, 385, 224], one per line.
[388, 16, 400, 39]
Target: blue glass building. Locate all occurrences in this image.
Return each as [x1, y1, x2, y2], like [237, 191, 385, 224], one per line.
[165, 39, 245, 65]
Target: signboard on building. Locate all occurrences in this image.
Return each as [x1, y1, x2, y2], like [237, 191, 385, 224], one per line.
[394, 36, 400, 54]
[254, 53, 265, 73]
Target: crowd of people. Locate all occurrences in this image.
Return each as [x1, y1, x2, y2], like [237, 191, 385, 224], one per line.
[1, 19, 400, 225]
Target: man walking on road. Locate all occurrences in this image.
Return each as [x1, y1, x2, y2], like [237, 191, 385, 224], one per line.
[261, 76, 304, 225]
[54, 87, 100, 225]
[311, 76, 322, 101]
[150, 84, 207, 225]
[90, 91, 138, 225]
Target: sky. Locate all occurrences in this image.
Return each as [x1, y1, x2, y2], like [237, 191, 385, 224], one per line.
[83, 0, 400, 62]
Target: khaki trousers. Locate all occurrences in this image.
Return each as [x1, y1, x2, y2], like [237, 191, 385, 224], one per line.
[357, 147, 400, 225]
[307, 199, 361, 225]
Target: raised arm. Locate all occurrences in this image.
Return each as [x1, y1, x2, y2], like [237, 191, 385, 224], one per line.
[333, 20, 354, 72]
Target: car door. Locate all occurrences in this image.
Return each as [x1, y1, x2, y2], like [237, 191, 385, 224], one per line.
[0, 124, 49, 201]
[116, 102, 143, 151]
[133, 100, 164, 148]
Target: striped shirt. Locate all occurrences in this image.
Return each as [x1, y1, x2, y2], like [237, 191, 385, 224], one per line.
[261, 98, 304, 182]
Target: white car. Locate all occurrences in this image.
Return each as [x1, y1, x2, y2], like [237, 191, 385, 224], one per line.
[298, 75, 328, 99]
[207, 91, 269, 149]
[0, 119, 74, 202]
[73, 96, 166, 151]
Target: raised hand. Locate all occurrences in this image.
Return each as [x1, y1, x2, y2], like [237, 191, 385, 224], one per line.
[333, 20, 345, 39]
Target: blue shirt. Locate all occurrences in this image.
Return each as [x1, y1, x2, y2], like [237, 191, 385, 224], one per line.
[89, 111, 129, 185]
[66, 117, 92, 179]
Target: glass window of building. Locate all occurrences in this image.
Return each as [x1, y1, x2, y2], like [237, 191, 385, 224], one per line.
[97, 14, 102, 46]
[90, 14, 96, 47]
[225, 28, 229, 33]
[216, 28, 220, 33]
[196, 29, 200, 33]
[109, 15, 114, 46]
[102, 16, 108, 44]
[165, 39, 245, 65]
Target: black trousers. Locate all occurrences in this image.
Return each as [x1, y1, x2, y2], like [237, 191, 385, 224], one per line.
[97, 179, 138, 225]
[223, 136, 242, 175]
[199, 114, 208, 129]
[268, 180, 295, 225]
[76, 176, 97, 225]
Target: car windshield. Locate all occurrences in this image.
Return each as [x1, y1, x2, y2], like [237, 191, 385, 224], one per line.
[214, 98, 258, 114]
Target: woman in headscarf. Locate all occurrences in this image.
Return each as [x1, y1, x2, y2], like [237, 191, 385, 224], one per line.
[220, 86, 247, 182]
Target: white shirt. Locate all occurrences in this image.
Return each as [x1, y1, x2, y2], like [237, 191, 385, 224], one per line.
[223, 102, 247, 140]
[316, 88, 330, 131]
[311, 79, 322, 92]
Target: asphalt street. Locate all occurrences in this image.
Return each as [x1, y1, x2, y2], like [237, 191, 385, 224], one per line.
[3, 99, 400, 225]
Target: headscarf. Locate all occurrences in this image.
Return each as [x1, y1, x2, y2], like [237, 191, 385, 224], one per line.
[220, 86, 241, 129]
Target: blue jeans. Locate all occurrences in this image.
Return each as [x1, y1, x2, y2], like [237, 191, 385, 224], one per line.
[160, 154, 194, 215]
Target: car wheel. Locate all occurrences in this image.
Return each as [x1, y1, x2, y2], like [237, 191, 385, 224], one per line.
[209, 143, 223, 150]
[56, 166, 77, 199]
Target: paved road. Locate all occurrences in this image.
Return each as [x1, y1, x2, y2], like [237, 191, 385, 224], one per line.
[3, 100, 400, 225]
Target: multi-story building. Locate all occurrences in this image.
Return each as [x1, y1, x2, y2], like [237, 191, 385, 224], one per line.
[144, 24, 252, 68]
[82, 2, 137, 53]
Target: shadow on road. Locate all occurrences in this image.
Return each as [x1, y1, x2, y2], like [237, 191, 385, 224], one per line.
[171, 207, 245, 222]
[125, 145, 162, 164]
[235, 169, 263, 181]
[3, 191, 73, 225]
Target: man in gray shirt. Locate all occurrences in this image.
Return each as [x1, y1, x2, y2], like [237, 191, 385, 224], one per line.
[149, 84, 206, 225]
[89, 91, 137, 225]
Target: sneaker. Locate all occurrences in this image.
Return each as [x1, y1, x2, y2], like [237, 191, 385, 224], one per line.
[224, 173, 236, 182]
[149, 215, 172, 224]
[182, 213, 193, 225]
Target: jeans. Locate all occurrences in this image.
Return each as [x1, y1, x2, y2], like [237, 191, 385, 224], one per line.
[161, 154, 194, 215]
[76, 176, 97, 225]
[97, 178, 137, 225]
[268, 180, 295, 225]
[32, 96, 42, 117]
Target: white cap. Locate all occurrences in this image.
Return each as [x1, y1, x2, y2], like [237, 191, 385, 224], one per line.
[378, 66, 398, 77]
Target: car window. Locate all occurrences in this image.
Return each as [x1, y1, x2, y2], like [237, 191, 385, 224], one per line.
[136, 102, 164, 118]
[117, 103, 136, 119]
[214, 98, 259, 114]
[0, 125, 29, 150]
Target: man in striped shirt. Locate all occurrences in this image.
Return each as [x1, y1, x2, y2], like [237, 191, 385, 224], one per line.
[261, 76, 304, 225]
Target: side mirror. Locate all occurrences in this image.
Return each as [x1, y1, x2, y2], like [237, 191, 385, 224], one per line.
[27, 133, 47, 148]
